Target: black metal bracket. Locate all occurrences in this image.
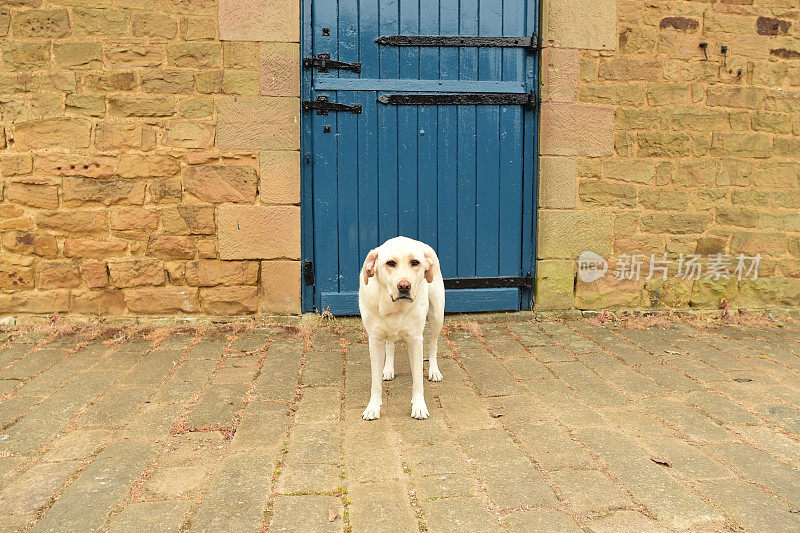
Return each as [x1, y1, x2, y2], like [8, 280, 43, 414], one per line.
[302, 95, 362, 115]
[444, 274, 533, 291]
[303, 53, 362, 73]
[304, 261, 315, 286]
[376, 32, 539, 53]
[377, 90, 536, 109]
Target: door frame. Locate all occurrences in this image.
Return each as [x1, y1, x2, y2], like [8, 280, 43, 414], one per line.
[300, 0, 540, 313]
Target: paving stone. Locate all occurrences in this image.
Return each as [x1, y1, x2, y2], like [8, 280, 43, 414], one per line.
[697, 479, 800, 533]
[423, 497, 500, 532]
[252, 340, 302, 401]
[701, 334, 763, 358]
[643, 398, 732, 442]
[31, 441, 158, 533]
[154, 333, 195, 351]
[673, 338, 748, 372]
[42, 429, 112, 462]
[0, 379, 19, 397]
[414, 473, 476, 500]
[618, 329, 678, 355]
[457, 429, 557, 508]
[706, 442, 800, 502]
[231, 400, 288, 451]
[0, 397, 33, 429]
[456, 343, 523, 397]
[642, 437, 733, 480]
[277, 462, 341, 494]
[395, 411, 453, 445]
[600, 408, 673, 438]
[3, 370, 121, 453]
[91, 348, 144, 373]
[576, 428, 723, 530]
[123, 402, 184, 439]
[504, 508, 582, 533]
[734, 425, 800, 467]
[348, 482, 417, 533]
[765, 383, 800, 406]
[228, 333, 268, 354]
[438, 384, 495, 430]
[403, 445, 466, 475]
[663, 354, 731, 384]
[186, 384, 247, 429]
[142, 464, 208, 499]
[15, 345, 108, 398]
[303, 350, 342, 386]
[189, 451, 272, 532]
[530, 344, 574, 363]
[0, 350, 66, 381]
[344, 411, 402, 482]
[269, 495, 343, 532]
[186, 337, 229, 359]
[212, 355, 260, 385]
[284, 423, 340, 465]
[714, 380, 775, 405]
[526, 379, 605, 428]
[637, 363, 703, 393]
[547, 361, 629, 407]
[578, 352, 666, 399]
[503, 357, 552, 380]
[0, 344, 33, 369]
[584, 510, 671, 533]
[76, 385, 152, 427]
[686, 391, 762, 426]
[0, 512, 37, 531]
[481, 325, 530, 359]
[295, 386, 340, 425]
[539, 322, 602, 353]
[512, 423, 595, 470]
[486, 394, 551, 425]
[118, 350, 182, 386]
[746, 357, 800, 381]
[0, 460, 80, 516]
[151, 359, 216, 403]
[550, 469, 631, 513]
[107, 500, 191, 533]
[505, 322, 552, 346]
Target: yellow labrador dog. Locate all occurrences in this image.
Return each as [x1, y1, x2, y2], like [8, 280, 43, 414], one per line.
[359, 236, 445, 420]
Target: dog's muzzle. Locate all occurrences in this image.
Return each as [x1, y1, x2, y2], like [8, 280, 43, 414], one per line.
[392, 294, 413, 302]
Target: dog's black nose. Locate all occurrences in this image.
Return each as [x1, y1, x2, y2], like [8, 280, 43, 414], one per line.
[397, 280, 411, 293]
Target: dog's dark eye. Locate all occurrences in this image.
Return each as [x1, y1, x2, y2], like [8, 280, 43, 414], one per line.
[410, 259, 420, 267]
[386, 260, 396, 268]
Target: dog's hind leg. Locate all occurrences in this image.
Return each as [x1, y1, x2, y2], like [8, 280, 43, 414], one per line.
[408, 334, 429, 419]
[426, 310, 443, 382]
[382, 341, 395, 380]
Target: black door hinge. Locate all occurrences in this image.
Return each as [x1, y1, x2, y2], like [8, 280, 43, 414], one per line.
[377, 90, 536, 109]
[304, 261, 315, 286]
[444, 274, 533, 291]
[303, 53, 361, 73]
[376, 32, 540, 53]
[302, 95, 362, 115]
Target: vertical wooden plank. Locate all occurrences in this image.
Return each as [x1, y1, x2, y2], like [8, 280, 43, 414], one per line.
[359, 0, 380, 79]
[397, 0, 419, 237]
[457, 0, 478, 276]
[300, 0, 314, 310]
[417, 0, 440, 249]
[313, 0, 338, 79]
[499, 0, 525, 276]
[521, 0, 538, 307]
[378, 0, 400, 242]
[338, 0, 359, 79]
[437, 0, 459, 277]
[311, 91, 340, 304]
[475, 0, 502, 277]
[336, 92, 360, 293]
[358, 92, 380, 259]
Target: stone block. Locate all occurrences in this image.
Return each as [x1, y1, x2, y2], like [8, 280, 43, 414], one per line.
[260, 150, 300, 204]
[184, 165, 258, 203]
[72, 8, 129, 35]
[217, 205, 300, 260]
[538, 156, 576, 208]
[13, 118, 91, 150]
[162, 205, 215, 235]
[216, 96, 300, 150]
[200, 285, 260, 314]
[36, 210, 107, 235]
[124, 287, 199, 313]
[140, 70, 194, 93]
[541, 0, 616, 50]
[2, 41, 49, 71]
[534, 259, 574, 310]
[108, 260, 165, 288]
[165, 121, 214, 148]
[186, 260, 259, 286]
[261, 260, 301, 314]
[537, 209, 612, 259]
[12, 9, 71, 38]
[146, 235, 195, 259]
[167, 42, 221, 68]
[218, 0, 299, 42]
[104, 44, 163, 68]
[132, 12, 178, 39]
[540, 102, 614, 157]
[37, 261, 81, 289]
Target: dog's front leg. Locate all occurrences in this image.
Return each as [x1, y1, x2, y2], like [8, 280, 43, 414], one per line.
[407, 335, 429, 419]
[362, 335, 386, 420]
[382, 341, 395, 380]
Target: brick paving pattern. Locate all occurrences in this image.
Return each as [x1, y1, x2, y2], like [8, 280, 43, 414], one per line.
[1, 318, 800, 532]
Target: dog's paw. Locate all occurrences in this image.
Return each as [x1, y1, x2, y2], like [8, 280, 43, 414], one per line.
[382, 369, 394, 381]
[362, 401, 381, 420]
[428, 367, 442, 382]
[410, 399, 429, 420]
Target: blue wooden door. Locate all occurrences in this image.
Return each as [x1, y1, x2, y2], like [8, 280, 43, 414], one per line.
[301, 0, 539, 315]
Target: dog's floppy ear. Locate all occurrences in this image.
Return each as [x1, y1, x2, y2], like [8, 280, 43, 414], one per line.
[362, 249, 379, 285]
[424, 251, 435, 283]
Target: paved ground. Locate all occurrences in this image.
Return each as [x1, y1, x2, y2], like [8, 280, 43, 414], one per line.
[1, 317, 800, 532]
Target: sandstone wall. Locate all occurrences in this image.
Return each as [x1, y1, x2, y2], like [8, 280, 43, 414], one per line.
[537, 0, 800, 311]
[0, 0, 301, 316]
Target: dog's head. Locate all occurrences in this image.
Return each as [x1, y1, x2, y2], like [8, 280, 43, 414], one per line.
[362, 237, 434, 303]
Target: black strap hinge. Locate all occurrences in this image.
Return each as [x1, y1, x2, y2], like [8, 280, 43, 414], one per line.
[303, 53, 361, 73]
[302, 95, 362, 115]
[444, 274, 533, 291]
[377, 90, 536, 109]
[376, 32, 539, 53]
